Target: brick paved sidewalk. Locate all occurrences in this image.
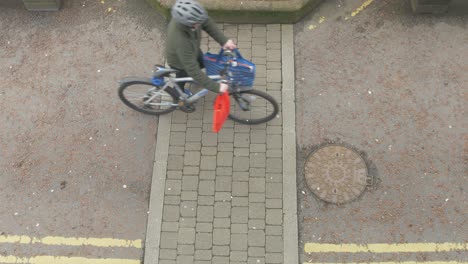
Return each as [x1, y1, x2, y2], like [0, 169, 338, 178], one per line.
[144, 24, 298, 264]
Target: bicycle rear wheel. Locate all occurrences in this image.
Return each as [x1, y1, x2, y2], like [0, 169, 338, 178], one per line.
[118, 81, 178, 115]
[228, 89, 279, 125]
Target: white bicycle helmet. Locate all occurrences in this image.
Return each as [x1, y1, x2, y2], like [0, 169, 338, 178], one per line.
[171, 0, 208, 27]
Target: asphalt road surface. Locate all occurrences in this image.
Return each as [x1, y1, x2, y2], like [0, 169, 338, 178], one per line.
[294, 0, 467, 263]
[0, 0, 166, 262]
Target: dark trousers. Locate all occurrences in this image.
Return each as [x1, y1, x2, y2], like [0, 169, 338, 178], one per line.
[170, 50, 205, 90]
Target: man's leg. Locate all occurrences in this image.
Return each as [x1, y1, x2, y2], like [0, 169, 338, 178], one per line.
[171, 52, 204, 94]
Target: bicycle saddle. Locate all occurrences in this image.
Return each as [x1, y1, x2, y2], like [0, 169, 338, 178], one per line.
[153, 64, 179, 77]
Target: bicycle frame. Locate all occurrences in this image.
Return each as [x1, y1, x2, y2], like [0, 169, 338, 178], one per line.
[171, 75, 222, 93]
[146, 54, 254, 107]
[118, 50, 278, 123]
[145, 73, 222, 106]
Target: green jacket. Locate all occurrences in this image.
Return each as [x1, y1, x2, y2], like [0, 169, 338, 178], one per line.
[165, 18, 228, 92]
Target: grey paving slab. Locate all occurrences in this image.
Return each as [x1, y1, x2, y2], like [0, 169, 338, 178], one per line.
[248, 229, 266, 247]
[159, 260, 176, 264]
[178, 245, 195, 255]
[214, 201, 231, 217]
[182, 176, 199, 191]
[197, 206, 214, 223]
[179, 217, 196, 228]
[195, 233, 212, 249]
[231, 251, 248, 261]
[233, 156, 250, 171]
[167, 170, 183, 180]
[266, 253, 283, 263]
[250, 193, 266, 203]
[164, 196, 181, 206]
[177, 255, 194, 264]
[199, 180, 215, 196]
[250, 168, 266, 178]
[181, 191, 197, 201]
[213, 218, 231, 228]
[266, 225, 282, 236]
[160, 232, 178, 249]
[213, 246, 230, 256]
[160, 249, 177, 260]
[196, 222, 213, 233]
[249, 203, 266, 219]
[249, 247, 266, 257]
[213, 228, 231, 245]
[183, 166, 200, 175]
[217, 151, 233, 166]
[249, 178, 266, 193]
[232, 196, 249, 207]
[231, 206, 249, 224]
[162, 222, 179, 232]
[232, 181, 249, 197]
[146, 23, 297, 264]
[249, 219, 266, 230]
[218, 142, 234, 152]
[178, 228, 196, 244]
[200, 155, 217, 170]
[180, 201, 197, 217]
[198, 195, 215, 206]
[163, 206, 180, 222]
[266, 235, 283, 253]
[216, 166, 233, 176]
[234, 148, 250, 157]
[215, 192, 232, 201]
[195, 250, 212, 260]
[167, 155, 184, 171]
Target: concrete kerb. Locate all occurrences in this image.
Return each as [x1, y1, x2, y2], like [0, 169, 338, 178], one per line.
[144, 114, 172, 264]
[145, 0, 324, 24]
[281, 24, 299, 264]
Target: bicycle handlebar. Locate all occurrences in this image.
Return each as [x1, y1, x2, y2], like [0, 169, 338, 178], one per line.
[219, 50, 238, 83]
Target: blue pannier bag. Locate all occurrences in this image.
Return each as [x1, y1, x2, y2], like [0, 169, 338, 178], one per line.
[204, 49, 256, 87]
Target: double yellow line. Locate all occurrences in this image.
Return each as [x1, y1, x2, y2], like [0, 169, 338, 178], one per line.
[0, 235, 142, 248]
[351, 0, 374, 17]
[0, 235, 142, 264]
[304, 262, 467, 264]
[0, 256, 139, 264]
[304, 242, 468, 264]
[309, 0, 375, 30]
[305, 242, 467, 253]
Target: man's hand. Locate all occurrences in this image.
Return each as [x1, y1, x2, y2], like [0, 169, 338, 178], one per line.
[223, 39, 237, 50]
[219, 82, 229, 93]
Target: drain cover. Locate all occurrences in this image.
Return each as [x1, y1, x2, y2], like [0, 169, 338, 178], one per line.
[304, 145, 368, 204]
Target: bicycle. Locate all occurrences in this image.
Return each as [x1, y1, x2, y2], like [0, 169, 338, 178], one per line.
[118, 51, 279, 125]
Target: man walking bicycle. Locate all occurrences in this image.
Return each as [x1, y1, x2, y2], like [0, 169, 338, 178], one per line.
[165, 0, 237, 103]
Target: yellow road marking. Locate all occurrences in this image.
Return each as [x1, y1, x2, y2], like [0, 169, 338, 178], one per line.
[308, 0, 374, 30]
[303, 261, 468, 264]
[304, 242, 468, 253]
[351, 0, 374, 17]
[0, 255, 140, 264]
[0, 235, 142, 248]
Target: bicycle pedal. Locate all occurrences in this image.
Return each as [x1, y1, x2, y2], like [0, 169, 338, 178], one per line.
[180, 104, 196, 113]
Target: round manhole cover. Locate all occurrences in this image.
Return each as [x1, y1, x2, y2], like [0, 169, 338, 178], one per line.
[304, 145, 368, 204]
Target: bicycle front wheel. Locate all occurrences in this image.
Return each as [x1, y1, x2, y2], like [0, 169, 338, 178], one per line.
[228, 89, 279, 125]
[118, 81, 178, 115]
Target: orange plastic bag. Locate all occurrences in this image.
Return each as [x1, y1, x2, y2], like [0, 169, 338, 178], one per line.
[212, 92, 230, 133]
